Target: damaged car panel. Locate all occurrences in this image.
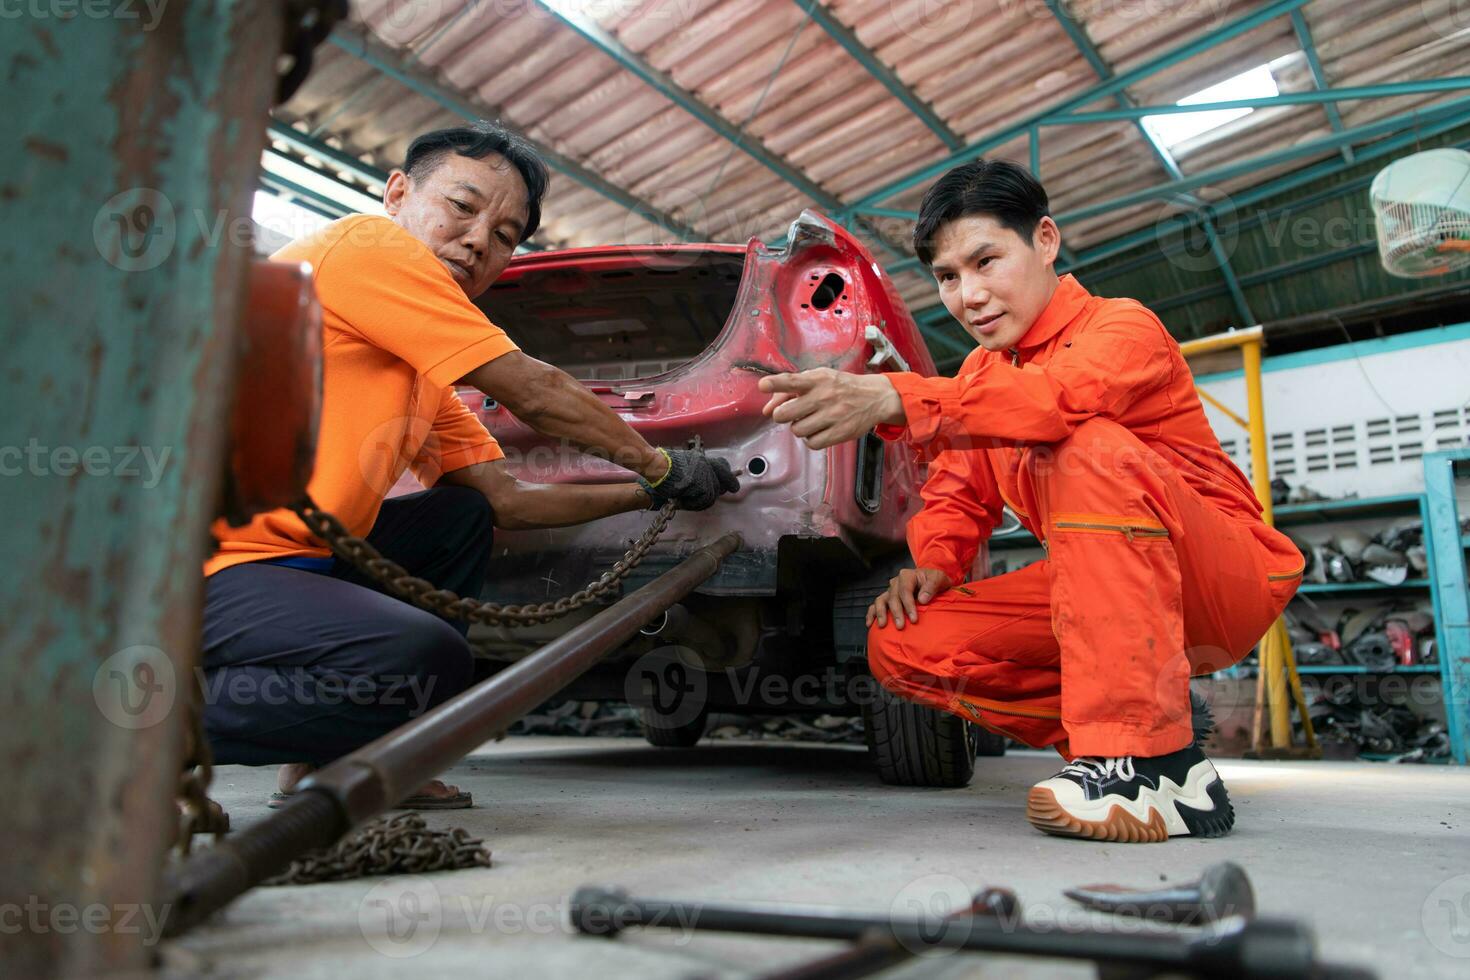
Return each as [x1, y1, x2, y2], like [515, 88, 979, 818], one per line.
[463, 210, 934, 601]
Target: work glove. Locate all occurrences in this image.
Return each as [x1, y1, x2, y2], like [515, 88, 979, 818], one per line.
[639, 448, 740, 511]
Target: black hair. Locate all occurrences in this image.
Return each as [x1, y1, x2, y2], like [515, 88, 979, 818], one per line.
[403, 121, 549, 243]
[912, 160, 1050, 266]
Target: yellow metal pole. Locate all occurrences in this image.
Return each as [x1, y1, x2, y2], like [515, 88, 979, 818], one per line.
[1177, 325, 1265, 359]
[1241, 338, 1274, 527]
[1250, 629, 1269, 751]
[1281, 622, 1318, 750]
[1195, 386, 1250, 433]
[1241, 339, 1291, 747]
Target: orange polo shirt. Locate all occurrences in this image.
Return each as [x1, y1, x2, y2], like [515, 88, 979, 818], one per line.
[205, 215, 517, 577]
[879, 274, 1297, 585]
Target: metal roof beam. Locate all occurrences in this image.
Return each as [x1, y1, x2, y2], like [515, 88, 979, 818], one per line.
[1149, 240, 1380, 313]
[1059, 110, 1470, 274]
[1291, 9, 1353, 164]
[1043, 0, 1253, 325]
[267, 119, 390, 188]
[1057, 95, 1470, 224]
[537, 0, 840, 210]
[853, 0, 1313, 209]
[258, 172, 353, 220]
[1079, 157, 1407, 284]
[1040, 78, 1470, 125]
[913, 120, 1470, 325]
[536, 2, 915, 270]
[798, 0, 962, 150]
[326, 28, 703, 242]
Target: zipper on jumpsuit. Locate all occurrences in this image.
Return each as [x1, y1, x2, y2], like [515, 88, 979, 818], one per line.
[1050, 520, 1171, 542]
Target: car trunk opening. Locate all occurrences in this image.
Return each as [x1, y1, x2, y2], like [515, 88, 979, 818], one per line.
[477, 249, 745, 382]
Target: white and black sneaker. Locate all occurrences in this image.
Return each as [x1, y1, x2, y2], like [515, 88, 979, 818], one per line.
[1026, 744, 1234, 843]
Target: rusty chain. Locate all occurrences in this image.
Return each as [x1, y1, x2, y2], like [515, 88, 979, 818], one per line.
[175, 496, 674, 864]
[290, 496, 677, 627]
[180, 448, 692, 866]
[291, 436, 710, 625]
[175, 677, 225, 856]
[263, 813, 491, 885]
[277, 1, 350, 104]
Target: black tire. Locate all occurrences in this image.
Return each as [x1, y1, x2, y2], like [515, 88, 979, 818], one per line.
[639, 704, 709, 747]
[862, 683, 977, 787]
[975, 727, 1009, 757]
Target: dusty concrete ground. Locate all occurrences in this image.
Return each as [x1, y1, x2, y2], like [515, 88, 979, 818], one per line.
[163, 737, 1469, 978]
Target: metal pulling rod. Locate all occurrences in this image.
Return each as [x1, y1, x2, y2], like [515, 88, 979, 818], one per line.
[760, 888, 1019, 980]
[569, 886, 1350, 979]
[162, 532, 741, 936]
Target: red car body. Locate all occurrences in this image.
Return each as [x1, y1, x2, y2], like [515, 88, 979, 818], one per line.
[390, 211, 1004, 780]
[385, 208, 1005, 781]
[453, 211, 936, 610]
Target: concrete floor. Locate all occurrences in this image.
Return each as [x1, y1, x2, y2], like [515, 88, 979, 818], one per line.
[165, 737, 1469, 979]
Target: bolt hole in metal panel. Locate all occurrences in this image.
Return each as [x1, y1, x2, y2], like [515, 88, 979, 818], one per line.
[810, 272, 846, 310]
[855, 433, 885, 514]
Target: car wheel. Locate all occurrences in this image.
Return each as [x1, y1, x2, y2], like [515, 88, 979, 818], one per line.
[639, 704, 709, 748]
[862, 683, 976, 787]
[974, 727, 1009, 757]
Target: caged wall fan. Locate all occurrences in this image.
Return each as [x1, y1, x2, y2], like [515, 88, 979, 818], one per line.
[1371, 148, 1470, 278]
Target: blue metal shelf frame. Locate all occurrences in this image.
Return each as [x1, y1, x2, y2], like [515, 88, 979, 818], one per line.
[1297, 580, 1431, 594]
[1296, 665, 1440, 675]
[1424, 451, 1470, 764]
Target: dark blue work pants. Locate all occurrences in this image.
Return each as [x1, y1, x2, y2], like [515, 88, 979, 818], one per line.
[201, 487, 491, 766]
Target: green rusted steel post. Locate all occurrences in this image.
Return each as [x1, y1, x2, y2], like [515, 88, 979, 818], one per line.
[0, 2, 284, 974]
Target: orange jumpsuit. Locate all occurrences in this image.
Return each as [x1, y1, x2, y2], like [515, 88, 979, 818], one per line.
[869, 275, 1303, 759]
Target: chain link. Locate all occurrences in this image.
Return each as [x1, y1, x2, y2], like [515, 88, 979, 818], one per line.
[175, 676, 225, 856]
[262, 812, 491, 885]
[184, 454, 684, 867]
[290, 496, 676, 627]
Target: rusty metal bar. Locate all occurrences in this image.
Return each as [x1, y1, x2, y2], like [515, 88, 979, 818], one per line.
[1, 2, 285, 975]
[162, 532, 741, 936]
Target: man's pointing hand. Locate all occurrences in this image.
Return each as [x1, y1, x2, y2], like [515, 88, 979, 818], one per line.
[758, 368, 906, 450]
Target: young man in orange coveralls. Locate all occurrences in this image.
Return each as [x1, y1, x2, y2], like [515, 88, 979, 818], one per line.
[759, 161, 1303, 842]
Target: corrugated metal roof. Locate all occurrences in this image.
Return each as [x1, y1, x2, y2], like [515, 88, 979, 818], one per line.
[271, 1, 1470, 319]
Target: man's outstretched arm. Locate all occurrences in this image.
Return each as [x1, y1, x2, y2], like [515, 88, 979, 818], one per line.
[459, 351, 668, 480]
[438, 459, 651, 530]
[460, 350, 739, 509]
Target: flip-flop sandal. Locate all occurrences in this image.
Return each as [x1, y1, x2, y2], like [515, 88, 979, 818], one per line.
[268, 789, 473, 810]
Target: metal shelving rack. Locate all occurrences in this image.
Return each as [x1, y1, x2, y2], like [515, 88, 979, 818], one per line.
[1424, 450, 1470, 764]
[1254, 492, 1457, 761]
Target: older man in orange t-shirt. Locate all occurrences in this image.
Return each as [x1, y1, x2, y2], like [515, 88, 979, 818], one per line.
[204, 122, 737, 809]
